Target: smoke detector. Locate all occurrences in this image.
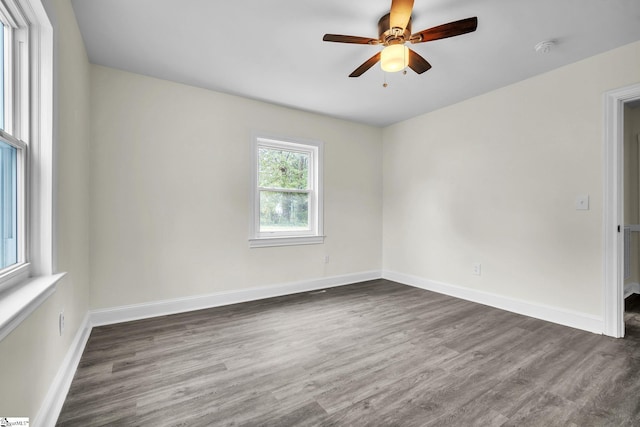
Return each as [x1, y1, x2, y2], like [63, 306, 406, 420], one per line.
[534, 40, 555, 54]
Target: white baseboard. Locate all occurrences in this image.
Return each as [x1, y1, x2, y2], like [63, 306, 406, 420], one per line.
[383, 270, 604, 334]
[33, 312, 92, 427]
[625, 282, 640, 298]
[90, 270, 382, 327]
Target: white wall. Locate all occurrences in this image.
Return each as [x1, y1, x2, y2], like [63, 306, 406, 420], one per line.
[383, 40, 640, 317]
[0, 0, 91, 419]
[89, 66, 382, 309]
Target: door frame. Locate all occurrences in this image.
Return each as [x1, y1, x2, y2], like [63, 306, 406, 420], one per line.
[603, 82, 640, 338]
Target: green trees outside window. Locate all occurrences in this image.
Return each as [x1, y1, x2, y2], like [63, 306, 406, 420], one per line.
[258, 147, 310, 231]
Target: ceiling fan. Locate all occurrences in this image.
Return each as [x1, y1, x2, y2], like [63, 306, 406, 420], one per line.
[323, 0, 477, 77]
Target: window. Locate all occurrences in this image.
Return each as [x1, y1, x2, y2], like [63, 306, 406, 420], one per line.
[250, 135, 324, 247]
[0, 0, 58, 343]
[0, 4, 27, 286]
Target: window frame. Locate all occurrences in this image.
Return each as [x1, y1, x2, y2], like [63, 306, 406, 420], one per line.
[249, 133, 324, 248]
[0, 1, 29, 291]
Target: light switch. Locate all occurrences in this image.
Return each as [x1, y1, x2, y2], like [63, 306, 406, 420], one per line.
[576, 195, 589, 210]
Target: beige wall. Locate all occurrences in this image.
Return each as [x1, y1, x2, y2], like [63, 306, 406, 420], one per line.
[383, 40, 640, 317]
[625, 106, 640, 286]
[89, 65, 382, 309]
[0, 0, 91, 420]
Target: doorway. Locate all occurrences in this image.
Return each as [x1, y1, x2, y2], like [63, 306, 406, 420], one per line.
[603, 83, 640, 338]
[623, 102, 640, 335]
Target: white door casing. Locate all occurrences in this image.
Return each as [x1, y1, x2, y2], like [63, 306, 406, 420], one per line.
[603, 82, 640, 338]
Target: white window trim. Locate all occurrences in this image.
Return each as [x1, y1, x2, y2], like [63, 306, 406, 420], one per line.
[249, 133, 324, 248]
[0, 0, 65, 343]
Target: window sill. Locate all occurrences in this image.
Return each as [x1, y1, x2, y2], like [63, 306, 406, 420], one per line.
[0, 272, 67, 342]
[249, 235, 325, 248]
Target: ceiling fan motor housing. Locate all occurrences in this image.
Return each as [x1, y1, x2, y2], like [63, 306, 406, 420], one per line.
[378, 13, 412, 46]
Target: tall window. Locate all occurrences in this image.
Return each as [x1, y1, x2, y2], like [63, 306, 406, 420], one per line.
[0, 0, 55, 343]
[250, 135, 324, 247]
[0, 9, 27, 274]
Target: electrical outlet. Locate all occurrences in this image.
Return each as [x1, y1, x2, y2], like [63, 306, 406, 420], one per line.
[324, 255, 330, 264]
[59, 311, 65, 336]
[472, 263, 482, 276]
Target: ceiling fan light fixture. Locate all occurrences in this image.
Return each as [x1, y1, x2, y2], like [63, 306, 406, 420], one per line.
[380, 44, 409, 72]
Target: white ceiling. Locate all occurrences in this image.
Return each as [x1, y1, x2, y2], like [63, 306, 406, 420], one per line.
[70, 0, 640, 127]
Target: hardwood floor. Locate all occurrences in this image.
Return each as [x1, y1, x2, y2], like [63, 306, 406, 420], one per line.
[57, 280, 640, 426]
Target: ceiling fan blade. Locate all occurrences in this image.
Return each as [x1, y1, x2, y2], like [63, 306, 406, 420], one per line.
[410, 17, 478, 44]
[389, 0, 414, 30]
[323, 34, 379, 45]
[407, 49, 432, 74]
[349, 52, 382, 77]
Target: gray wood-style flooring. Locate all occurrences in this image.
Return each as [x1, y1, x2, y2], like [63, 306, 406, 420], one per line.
[57, 280, 640, 426]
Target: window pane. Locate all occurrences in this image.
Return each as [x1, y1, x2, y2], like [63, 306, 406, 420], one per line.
[0, 139, 17, 269]
[258, 147, 309, 190]
[259, 191, 309, 231]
